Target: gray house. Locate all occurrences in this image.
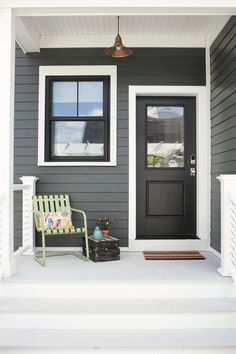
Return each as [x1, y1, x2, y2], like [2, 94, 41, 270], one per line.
[1, 1, 236, 352]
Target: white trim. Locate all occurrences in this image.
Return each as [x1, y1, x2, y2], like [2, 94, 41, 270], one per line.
[15, 16, 40, 53]
[19, 176, 39, 256]
[14, 10, 236, 16]
[0, 8, 17, 277]
[216, 174, 236, 279]
[208, 246, 221, 259]
[128, 85, 210, 251]
[38, 65, 117, 166]
[36, 246, 128, 252]
[2, 0, 236, 13]
[205, 34, 212, 251]
[2, 350, 236, 354]
[40, 34, 206, 50]
[38, 161, 117, 167]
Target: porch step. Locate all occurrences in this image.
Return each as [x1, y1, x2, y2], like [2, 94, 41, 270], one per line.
[1, 297, 236, 349]
[0, 281, 236, 298]
[1, 252, 236, 350]
[1, 298, 236, 331]
[1, 329, 236, 349]
[1, 297, 236, 314]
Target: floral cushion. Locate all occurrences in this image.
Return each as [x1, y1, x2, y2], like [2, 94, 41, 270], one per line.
[38, 210, 74, 230]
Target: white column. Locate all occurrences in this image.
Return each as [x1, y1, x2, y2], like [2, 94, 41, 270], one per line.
[19, 176, 38, 256]
[0, 9, 16, 277]
[217, 175, 236, 277]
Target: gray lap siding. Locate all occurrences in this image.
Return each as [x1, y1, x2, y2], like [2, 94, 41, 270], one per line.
[14, 46, 205, 247]
[210, 16, 236, 253]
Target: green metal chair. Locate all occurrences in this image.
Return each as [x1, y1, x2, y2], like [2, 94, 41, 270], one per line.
[33, 194, 89, 266]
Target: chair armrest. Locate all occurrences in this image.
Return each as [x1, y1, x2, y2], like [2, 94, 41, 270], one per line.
[71, 208, 88, 229]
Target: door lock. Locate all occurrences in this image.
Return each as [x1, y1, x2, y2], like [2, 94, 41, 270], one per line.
[190, 167, 196, 176]
[190, 154, 196, 165]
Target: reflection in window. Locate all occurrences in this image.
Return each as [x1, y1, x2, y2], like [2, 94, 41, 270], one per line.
[78, 82, 103, 116]
[46, 75, 110, 162]
[147, 106, 184, 168]
[52, 82, 77, 117]
[51, 121, 104, 157]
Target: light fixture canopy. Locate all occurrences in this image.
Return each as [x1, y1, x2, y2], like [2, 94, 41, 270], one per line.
[105, 16, 133, 58]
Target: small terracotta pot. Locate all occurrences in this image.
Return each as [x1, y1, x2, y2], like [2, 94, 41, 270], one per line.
[101, 229, 109, 238]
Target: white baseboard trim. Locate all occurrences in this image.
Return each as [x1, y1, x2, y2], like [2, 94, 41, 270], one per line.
[128, 239, 210, 252]
[35, 241, 211, 253]
[1, 349, 236, 354]
[35, 242, 210, 253]
[208, 247, 221, 259]
[35, 247, 128, 252]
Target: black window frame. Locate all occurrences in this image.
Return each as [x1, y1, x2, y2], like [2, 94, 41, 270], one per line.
[45, 75, 110, 162]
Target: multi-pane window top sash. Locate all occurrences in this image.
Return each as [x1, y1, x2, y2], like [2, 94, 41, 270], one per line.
[45, 76, 110, 162]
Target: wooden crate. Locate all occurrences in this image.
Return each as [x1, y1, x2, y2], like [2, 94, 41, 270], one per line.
[83, 235, 120, 262]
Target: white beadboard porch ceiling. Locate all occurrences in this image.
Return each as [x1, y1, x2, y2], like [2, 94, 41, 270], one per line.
[16, 14, 230, 52]
[30, 15, 229, 36]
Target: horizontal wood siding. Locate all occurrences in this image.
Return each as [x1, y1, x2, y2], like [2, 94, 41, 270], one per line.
[14, 46, 205, 247]
[210, 16, 236, 253]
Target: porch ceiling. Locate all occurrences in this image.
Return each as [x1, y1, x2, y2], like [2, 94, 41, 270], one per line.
[23, 15, 230, 36]
[15, 14, 230, 53]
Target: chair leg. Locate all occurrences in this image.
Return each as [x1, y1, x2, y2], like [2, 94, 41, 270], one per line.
[73, 230, 90, 261]
[42, 231, 46, 265]
[84, 229, 89, 260]
[34, 231, 46, 267]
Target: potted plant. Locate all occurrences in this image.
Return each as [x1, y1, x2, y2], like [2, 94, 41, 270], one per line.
[96, 217, 113, 238]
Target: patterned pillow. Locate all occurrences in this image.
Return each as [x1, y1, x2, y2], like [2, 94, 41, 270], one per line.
[38, 210, 74, 230]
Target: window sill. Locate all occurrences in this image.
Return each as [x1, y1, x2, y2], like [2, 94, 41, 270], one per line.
[37, 161, 117, 167]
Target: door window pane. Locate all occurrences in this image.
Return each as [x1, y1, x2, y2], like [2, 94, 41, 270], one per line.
[78, 81, 103, 116]
[147, 106, 184, 168]
[51, 121, 104, 157]
[52, 82, 77, 117]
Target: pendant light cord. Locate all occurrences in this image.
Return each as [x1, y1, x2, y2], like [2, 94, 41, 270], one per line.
[117, 16, 120, 35]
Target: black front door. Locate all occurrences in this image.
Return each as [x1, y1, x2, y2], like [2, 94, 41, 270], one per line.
[136, 96, 196, 239]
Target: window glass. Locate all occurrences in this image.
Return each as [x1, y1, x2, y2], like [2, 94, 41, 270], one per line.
[147, 106, 184, 168]
[52, 82, 77, 117]
[51, 121, 104, 157]
[78, 81, 103, 116]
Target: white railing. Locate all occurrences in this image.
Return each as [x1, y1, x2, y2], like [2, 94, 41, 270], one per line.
[217, 175, 236, 282]
[0, 176, 38, 278]
[13, 176, 38, 258]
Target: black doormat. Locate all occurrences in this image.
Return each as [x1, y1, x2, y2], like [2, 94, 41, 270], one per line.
[143, 251, 205, 260]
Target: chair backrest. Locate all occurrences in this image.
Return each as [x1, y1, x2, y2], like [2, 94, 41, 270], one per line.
[33, 194, 71, 231]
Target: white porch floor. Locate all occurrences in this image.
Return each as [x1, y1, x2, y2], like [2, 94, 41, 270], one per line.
[5, 251, 232, 285]
[1, 251, 236, 299]
[1, 251, 236, 351]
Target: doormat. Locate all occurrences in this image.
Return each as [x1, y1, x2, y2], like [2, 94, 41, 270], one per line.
[143, 251, 205, 260]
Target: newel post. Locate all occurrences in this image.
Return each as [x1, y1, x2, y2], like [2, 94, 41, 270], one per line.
[19, 176, 39, 256]
[217, 175, 236, 277]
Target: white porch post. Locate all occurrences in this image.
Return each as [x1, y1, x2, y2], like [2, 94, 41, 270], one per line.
[217, 175, 236, 277]
[0, 9, 16, 277]
[19, 176, 38, 256]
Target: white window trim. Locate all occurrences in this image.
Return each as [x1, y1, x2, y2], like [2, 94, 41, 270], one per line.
[38, 65, 117, 166]
[128, 85, 211, 251]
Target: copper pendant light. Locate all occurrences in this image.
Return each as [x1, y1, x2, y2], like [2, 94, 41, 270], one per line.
[105, 16, 133, 58]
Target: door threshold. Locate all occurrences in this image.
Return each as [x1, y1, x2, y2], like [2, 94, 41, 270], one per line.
[136, 235, 200, 240]
[128, 239, 209, 252]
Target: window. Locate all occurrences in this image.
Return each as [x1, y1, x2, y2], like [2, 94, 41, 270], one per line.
[146, 106, 184, 168]
[38, 66, 117, 166]
[46, 77, 109, 162]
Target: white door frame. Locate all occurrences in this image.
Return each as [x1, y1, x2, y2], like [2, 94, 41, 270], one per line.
[128, 86, 210, 251]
